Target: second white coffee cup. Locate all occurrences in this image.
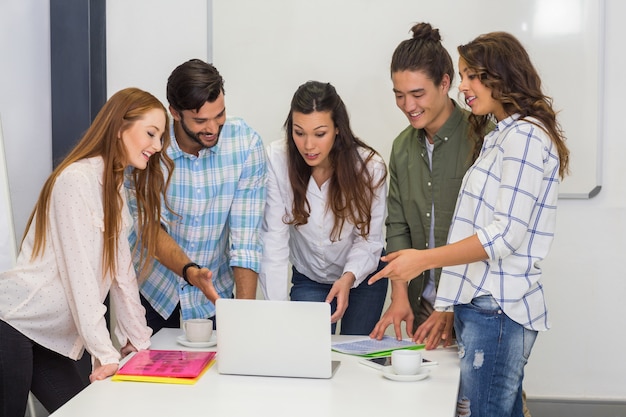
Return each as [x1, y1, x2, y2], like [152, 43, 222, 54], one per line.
[391, 349, 422, 375]
[183, 318, 213, 343]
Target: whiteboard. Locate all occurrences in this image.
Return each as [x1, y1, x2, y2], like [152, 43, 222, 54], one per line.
[212, 0, 604, 199]
[0, 115, 17, 270]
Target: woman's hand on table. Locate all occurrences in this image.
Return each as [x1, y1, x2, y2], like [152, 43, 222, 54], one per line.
[326, 272, 355, 323]
[120, 341, 137, 357]
[90, 361, 119, 382]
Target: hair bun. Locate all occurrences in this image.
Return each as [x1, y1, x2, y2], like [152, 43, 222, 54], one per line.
[410, 22, 441, 43]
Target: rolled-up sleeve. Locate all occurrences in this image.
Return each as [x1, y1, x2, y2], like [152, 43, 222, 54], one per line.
[477, 125, 549, 260]
[229, 133, 267, 273]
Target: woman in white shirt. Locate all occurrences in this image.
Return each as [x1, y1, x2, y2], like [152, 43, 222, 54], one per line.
[260, 81, 388, 335]
[0, 87, 174, 416]
[369, 33, 570, 417]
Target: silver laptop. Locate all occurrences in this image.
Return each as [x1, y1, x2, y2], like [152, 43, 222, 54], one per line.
[215, 299, 340, 378]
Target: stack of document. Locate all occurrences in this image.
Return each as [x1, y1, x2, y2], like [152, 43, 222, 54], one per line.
[112, 350, 216, 385]
[331, 336, 423, 357]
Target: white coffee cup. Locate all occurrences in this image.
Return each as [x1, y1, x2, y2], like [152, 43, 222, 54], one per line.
[183, 318, 213, 343]
[391, 349, 422, 375]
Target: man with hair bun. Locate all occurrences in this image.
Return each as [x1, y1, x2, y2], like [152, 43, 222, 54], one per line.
[370, 22, 479, 344]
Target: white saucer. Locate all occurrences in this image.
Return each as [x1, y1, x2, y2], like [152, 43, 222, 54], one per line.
[176, 333, 217, 348]
[381, 366, 430, 382]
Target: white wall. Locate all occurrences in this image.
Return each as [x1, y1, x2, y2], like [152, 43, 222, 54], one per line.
[106, 0, 209, 107]
[0, 118, 17, 270]
[523, 0, 626, 399]
[0, 1, 52, 240]
[1, 0, 625, 402]
[214, 0, 603, 200]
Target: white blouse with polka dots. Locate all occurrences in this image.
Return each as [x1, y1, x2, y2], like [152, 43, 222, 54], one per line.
[0, 157, 151, 366]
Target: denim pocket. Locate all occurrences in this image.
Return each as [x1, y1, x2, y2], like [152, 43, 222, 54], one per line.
[522, 327, 538, 360]
[467, 294, 501, 315]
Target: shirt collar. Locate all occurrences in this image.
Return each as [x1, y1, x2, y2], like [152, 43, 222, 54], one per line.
[432, 99, 465, 141]
[494, 113, 521, 132]
[416, 99, 465, 143]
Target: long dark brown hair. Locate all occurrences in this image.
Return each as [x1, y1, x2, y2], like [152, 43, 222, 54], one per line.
[24, 88, 174, 279]
[284, 81, 387, 241]
[458, 32, 570, 178]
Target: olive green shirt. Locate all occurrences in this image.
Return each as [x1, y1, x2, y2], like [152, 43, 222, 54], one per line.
[385, 100, 474, 318]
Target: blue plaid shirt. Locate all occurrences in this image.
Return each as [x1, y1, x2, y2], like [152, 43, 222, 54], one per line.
[128, 116, 267, 320]
[435, 114, 561, 331]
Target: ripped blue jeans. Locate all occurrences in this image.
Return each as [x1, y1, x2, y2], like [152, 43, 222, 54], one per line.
[454, 295, 537, 417]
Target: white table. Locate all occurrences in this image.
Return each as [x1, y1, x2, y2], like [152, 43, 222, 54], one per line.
[51, 328, 460, 417]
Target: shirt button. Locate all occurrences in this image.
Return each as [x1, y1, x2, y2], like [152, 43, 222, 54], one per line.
[443, 137, 449, 142]
[426, 212, 430, 217]
[427, 181, 432, 187]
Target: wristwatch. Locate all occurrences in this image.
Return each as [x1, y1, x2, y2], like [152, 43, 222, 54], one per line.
[182, 262, 201, 285]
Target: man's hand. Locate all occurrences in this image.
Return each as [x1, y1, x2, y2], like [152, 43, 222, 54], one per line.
[187, 266, 219, 303]
[326, 272, 355, 323]
[154, 228, 220, 303]
[413, 311, 454, 350]
[370, 296, 415, 340]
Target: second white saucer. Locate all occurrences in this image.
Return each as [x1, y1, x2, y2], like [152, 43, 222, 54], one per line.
[381, 366, 430, 382]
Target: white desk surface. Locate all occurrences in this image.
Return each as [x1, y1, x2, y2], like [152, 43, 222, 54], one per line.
[51, 328, 460, 417]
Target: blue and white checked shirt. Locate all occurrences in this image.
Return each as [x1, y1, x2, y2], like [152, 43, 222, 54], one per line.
[128, 116, 267, 320]
[435, 114, 561, 331]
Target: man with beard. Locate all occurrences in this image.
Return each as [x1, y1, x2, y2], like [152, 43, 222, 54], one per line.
[129, 59, 267, 333]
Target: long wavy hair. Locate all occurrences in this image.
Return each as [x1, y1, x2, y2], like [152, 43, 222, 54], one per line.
[284, 81, 387, 241]
[458, 32, 570, 177]
[23, 87, 174, 279]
